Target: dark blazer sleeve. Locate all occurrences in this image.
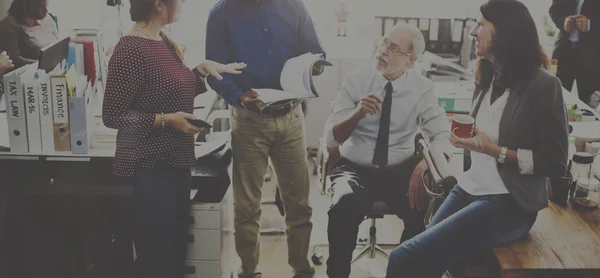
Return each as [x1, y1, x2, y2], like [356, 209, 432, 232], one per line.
[0, 23, 37, 68]
[549, 0, 571, 31]
[531, 76, 569, 177]
[585, 1, 600, 93]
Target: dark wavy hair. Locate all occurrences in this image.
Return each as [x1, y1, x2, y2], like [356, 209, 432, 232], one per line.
[8, 0, 48, 21]
[129, 0, 184, 62]
[475, 0, 549, 91]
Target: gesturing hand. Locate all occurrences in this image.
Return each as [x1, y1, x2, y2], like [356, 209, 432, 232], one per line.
[564, 16, 576, 32]
[575, 15, 589, 32]
[354, 93, 382, 118]
[196, 61, 246, 81]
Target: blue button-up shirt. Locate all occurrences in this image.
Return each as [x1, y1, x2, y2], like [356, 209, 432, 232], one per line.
[206, 0, 325, 106]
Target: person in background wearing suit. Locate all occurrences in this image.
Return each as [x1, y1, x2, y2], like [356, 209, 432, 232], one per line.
[205, 0, 325, 277]
[386, 1, 568, 277]
[550, 0, 600, 105]
[0, 0, 59, 69]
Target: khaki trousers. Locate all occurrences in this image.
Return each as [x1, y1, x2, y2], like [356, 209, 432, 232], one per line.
[231, 106, 314, 277]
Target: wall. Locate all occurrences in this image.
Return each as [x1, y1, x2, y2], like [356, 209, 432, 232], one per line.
[304, 57, 372, 148]
[0, 1, 10, 21]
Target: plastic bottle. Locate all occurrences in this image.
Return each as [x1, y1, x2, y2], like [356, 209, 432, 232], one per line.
[569, 136, 576, 162]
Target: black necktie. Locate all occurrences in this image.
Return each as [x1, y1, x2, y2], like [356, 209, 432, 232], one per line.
[373, 82, 393, 167]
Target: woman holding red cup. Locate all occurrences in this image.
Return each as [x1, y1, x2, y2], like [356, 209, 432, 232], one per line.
[386, 1, 569, 277]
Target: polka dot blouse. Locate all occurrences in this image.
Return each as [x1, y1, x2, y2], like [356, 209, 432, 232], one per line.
[102, 36, 207, 177]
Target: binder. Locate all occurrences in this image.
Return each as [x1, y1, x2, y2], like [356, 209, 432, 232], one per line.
[66, 43, 77, 73]
[50, 72, 71, 152]
[23, 74, 42, 153]
[3, 65, 34, 153]
[69, 77, 95, 154]
[73, 40, 97, 86]
[37, 72, 55, 153]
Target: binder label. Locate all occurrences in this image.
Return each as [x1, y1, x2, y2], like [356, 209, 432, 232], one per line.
[40, 83, 51, 117]
[26, 86, 36, 114]
[52, 81, 68, 124]
[7, 80, 22, 119]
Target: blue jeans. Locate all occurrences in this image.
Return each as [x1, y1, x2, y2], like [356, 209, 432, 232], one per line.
[386, 185, 538, 278]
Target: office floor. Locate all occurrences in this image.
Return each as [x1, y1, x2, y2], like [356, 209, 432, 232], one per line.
[253, 161, 406, 278]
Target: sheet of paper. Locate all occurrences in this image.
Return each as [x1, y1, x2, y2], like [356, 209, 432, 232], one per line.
[429, 19, 439, 40]
[194, 132, 229, 159]
[253, 88, 302, 104]
[452, 22, 463, 42]
[190, 189, 198, 200]
[280, 53, 316, 97]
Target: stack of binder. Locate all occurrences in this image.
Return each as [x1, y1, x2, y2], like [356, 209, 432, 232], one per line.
[2, 61, 96, 155]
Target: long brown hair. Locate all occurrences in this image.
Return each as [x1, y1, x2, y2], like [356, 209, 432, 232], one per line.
[129, 0, 185, 63]
[474, 0, 549, 91]
[9, 0, 48, 21]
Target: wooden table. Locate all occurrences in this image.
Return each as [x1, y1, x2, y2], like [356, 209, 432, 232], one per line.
[491, 202, 600, 278]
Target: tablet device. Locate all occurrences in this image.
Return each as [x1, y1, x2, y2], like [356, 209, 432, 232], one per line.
[38, 36, 70, 73]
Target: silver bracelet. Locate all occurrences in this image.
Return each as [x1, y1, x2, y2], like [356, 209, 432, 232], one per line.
[161, 112, 165, 130]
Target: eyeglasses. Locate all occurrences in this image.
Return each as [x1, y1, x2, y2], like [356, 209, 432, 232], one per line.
[378, 38, 413, 57]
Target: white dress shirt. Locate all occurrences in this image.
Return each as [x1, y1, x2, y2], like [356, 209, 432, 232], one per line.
[458, 89, 535, 196]
[324, 67, 451, 167]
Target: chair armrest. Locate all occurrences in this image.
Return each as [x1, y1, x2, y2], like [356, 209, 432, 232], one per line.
[429, 144, 456, 181]
[419, 139, 457, 196]
[321, 146, 341, 195]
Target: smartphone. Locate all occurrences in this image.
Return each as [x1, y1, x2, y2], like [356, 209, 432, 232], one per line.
[187, 119, 213, 128]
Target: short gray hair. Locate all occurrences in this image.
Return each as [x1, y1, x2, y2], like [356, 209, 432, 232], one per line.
[387, 23, 426, 58]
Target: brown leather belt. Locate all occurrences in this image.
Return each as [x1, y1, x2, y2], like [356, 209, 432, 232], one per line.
[246, 99, 301, 118]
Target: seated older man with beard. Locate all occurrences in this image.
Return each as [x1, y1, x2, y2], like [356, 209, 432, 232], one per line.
[323, 23, 451, 278]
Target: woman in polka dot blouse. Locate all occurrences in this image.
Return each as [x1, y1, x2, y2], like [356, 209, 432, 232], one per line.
[101, 0, 245, 277]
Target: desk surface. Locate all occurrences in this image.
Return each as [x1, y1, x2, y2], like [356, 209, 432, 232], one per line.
[493, 202, 600, 277]
[0, 91, 220, 160]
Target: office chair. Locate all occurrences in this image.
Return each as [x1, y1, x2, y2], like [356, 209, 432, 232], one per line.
[312, 133, 456, 265]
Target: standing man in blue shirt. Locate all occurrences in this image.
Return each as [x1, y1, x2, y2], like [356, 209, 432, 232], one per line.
[206, 1, 325, 277]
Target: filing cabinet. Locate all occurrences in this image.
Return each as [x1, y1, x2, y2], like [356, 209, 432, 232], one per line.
[185, 188, 235, 278]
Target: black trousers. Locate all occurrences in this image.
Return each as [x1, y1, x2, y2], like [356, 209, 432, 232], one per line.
[326, 156, 425, 278]
[554, 42, 599, 105]
[129, 161, 191, 278]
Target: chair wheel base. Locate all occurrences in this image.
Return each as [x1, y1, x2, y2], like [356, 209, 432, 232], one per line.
[351, 243, 389, 264]
[311, 253, 323, 265]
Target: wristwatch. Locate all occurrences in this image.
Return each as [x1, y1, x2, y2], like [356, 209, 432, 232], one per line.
[192, 67, 207, 78]
[497, 146, 508, 164]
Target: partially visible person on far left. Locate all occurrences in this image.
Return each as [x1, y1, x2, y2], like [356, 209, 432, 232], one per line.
[0, 51, 14, 101]
[0, 51, 14, 76]
[0, 0, 59, 69]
